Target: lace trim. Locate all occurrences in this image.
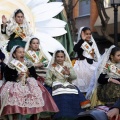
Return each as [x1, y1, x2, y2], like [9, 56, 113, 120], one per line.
[1, 78, 45, 108]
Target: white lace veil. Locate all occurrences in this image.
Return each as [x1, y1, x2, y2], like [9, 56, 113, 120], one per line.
[49, 48, 72, 68]
[6, 9, 33, 38]
[86, 45, 115, 99]
[77, 26, 100, 60]
[25, 36, 52, 62]
[77, 26, 84, 43]
[7, 45, 19, 68]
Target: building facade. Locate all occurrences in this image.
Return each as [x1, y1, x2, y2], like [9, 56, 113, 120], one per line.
[73, 0, 98, 32]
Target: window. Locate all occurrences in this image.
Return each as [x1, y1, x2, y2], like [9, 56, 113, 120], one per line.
[79, 0, 90, 17]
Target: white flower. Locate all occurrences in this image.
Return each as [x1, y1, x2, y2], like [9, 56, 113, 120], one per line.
[0, 0, 67, 53]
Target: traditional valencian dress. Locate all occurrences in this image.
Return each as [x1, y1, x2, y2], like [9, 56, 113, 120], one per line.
[72, 27, 100, 93]
[45, 49, 89, 120]
[0, 46, 59, 119]
[25, 50, 49, 79]
[1, 9, 33, 52]
[86, 45, 120, 107]
[97, 60, 120, 103]
[25, 37, 52, 82]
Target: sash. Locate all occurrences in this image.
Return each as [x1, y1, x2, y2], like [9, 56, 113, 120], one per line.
[14, 26, 26, 39]
[10, 59, 28, 85]
[26, 50, 47, 66]
[53, 64, 69, 78]
[51, 64, 78, 95]
[81, 41, 94, 58]
[104, 63, 120, 77]
[26, 50, 40, 63]
[38, 51, 48, 65]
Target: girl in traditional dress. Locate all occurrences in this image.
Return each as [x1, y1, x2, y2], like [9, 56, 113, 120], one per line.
[72, 27, 100, 93]
[25, 37, 52, 83]
[97, 46, 120, 104]
[86, 45, 120, 107]
[0, 46, 59, 120]
[1, 9, 33, 52]
[45, 49, 90, 120]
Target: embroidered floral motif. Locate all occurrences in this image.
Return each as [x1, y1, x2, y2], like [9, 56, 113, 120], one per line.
[14, 27, 26, 39]
[1, 78, 45, 108]
[104, 62, 120, 77]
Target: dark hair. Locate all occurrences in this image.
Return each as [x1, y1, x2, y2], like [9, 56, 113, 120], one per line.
[80, 27, 91, 41]
[55, 50, 65, 57]
[30, 38, 39, 45]
[82, 27, 91, 32]
[15, 9, 24, 17]
[0, 49, 5, 60]
[110, 46, 120, 60]
[12, 46, 23, 58]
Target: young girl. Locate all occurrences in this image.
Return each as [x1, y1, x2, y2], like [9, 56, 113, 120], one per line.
[0, 46, 59, 120]
[25, 37, 51, 82]
[72, 27, 100, 93]
[86, 45, 120, 107]
[1, 9, 33, 52]
[45, 49, 90, 120]
[97, 46, 120, 103]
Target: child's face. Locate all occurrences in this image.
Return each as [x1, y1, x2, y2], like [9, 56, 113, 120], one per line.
[83, 30, 91, 41]
[30, 39, 39, 51]
[55, 52, 65, 65]
[111, 51, 120, 63]
[13, 48, 25, 62]
[15, 13, 24, 25]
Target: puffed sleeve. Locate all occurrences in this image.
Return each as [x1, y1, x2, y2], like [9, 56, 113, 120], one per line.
[28, 66, 37, 79]
[73, 39, 84, 52]
[69, 66, 77, 81]
[98, 73, 109, 84]
[45, 69, 53, 87]
[73, 39, 85, 59]
[4, 65, 18, 82]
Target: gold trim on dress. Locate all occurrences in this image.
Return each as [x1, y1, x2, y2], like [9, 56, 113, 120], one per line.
[81, 41, 94, 58]
[10, 59, 28, 86]
[14, 26, 26, 39]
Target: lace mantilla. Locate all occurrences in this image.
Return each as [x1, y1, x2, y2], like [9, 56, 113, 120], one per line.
[1, 78, 45, 108]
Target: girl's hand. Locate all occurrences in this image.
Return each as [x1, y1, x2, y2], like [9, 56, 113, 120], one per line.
[109, 78, 120, 85]
[117, 69, 120, 74]
[2, 15, 7, 25]
[90, 49, 94, 58]
[26, 70, 30, 77]
[35, 63, 44, 68]
[81, 31, 86, 40]
[62, 66, 70, 75]
[18, 72, 25, 79]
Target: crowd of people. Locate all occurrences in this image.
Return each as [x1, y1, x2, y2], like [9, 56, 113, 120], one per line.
[0, 9, 120, 120]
